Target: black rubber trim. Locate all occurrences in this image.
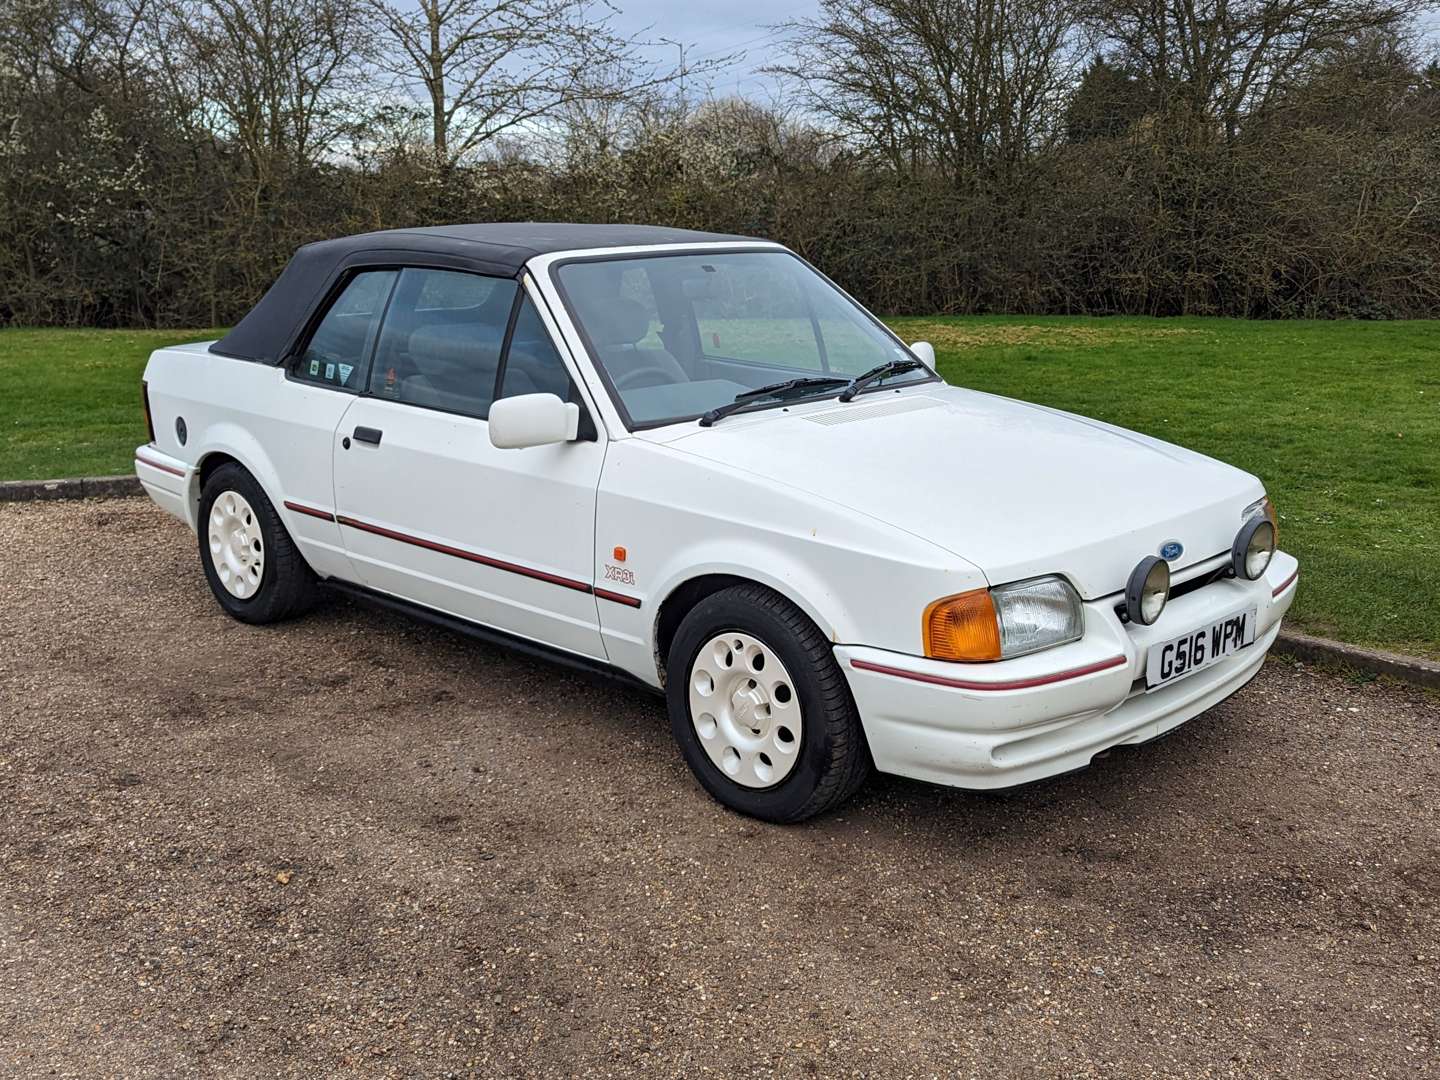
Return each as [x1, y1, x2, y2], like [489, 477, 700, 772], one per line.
[1231, 516, 1276, 580]
[322, 579, 661, 696]
[1124, 555, 1170, 626]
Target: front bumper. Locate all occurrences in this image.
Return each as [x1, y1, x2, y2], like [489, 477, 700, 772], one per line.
[838, 551, 1299, 789]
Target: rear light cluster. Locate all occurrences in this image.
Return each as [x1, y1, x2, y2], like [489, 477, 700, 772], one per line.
[141, 380, 157, 445]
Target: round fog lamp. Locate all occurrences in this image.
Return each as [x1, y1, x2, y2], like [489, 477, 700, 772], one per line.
[1232, 517, 1276, 581]
[1125, 556, 1170, 626]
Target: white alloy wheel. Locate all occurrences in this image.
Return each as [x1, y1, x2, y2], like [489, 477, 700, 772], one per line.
[688, 631, 803, 789]
[207, 489, 265, 599]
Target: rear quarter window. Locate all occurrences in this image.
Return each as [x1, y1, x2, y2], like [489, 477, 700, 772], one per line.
[293, 270, 397, 390]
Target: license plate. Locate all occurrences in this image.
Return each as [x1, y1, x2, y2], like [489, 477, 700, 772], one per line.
[1145, 607, 1258, 689]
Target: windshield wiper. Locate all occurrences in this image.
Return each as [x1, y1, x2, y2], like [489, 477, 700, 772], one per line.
[698, 376, 850, 427]
[837, 358, 924, 402]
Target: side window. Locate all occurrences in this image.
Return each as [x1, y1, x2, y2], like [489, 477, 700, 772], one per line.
[498, 296, 573, 401]
[368, 268, 518, 418]
[294, 270, 397, 390]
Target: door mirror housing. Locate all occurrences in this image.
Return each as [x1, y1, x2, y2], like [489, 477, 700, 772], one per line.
[909, 341, 936, 366]
[488, 393, 580, 449]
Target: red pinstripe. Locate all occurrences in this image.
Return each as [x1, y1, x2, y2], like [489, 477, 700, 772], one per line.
[283, 500, 336, 522]
[594, 587, 642, 608]
[335, 514, 594, 594]
[1271, 569, 1299, 598]
[135, 453, 185, 478]
[851, 653, 1128, 692]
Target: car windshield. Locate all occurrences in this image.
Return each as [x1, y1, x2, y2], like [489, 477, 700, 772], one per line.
[555, 250, 933, 427]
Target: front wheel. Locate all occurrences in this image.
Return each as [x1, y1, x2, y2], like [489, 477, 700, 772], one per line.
[198, 462, 318, 624]
[666, 584, 870, 822]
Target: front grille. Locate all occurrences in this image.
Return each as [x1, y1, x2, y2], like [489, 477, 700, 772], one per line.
[1170, 564, 1232, 600]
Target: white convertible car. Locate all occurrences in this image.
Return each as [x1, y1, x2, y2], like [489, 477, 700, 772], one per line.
[136, 223, 1298, 821]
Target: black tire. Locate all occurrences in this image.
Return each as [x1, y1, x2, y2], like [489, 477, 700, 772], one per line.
[198, 462, 319, 624]
[666, 583, 871, 823]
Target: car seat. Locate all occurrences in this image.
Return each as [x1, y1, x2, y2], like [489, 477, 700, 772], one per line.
[582, 298, 688, 386]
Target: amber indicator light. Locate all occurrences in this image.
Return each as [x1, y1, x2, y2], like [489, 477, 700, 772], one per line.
[923, 589, 1003, 662]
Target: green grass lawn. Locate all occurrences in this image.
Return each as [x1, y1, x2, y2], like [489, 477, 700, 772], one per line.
[0, 328, 224, 480]
[2, 318, 1436, 657]
[888, 315, 1439, 659]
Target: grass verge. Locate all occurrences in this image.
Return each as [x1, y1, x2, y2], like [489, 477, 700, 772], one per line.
[1, 328, 224, 481]
[2, 318, 1436, 656]
[887, 315, 1439, 659]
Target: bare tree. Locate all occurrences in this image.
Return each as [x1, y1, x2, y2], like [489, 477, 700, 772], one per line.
[4, 0, 1440, 326]
[365, 0, 724, 162]
[155, 0, 371, 173]
[1083, 0, 1438, 139]
[771, 0, 1088, 182]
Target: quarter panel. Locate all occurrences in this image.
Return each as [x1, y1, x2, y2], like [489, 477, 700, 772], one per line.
[141, 345, 355, 579]
[594, 439, 985, 685]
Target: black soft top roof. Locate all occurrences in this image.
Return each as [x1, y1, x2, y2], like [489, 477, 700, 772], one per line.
[210, 222, 754, 364]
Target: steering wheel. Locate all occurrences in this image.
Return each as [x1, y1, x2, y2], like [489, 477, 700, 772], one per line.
[614, 364, 682, 391]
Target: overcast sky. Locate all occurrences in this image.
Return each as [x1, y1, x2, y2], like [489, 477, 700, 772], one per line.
[606, 0, 823, 101]
[586, 0, 1440, 112]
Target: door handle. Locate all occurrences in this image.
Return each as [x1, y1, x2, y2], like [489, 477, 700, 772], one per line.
[353, 426, 383, 446]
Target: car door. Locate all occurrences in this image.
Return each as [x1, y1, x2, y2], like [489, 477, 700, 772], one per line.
[271, 268, 398, 582]
[331, 267, 608, 660]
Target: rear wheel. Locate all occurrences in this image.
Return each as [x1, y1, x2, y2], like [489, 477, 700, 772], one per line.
[198, 463, 318, 624]
[666, 584, 870, 822]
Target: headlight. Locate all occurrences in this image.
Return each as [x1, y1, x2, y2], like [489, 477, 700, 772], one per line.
[1232, 515, 1276, 580]
[924, 576, 1083, 662]
[1124, 555, 1171, 626]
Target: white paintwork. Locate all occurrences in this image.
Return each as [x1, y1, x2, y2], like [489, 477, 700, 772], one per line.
[488, 393, 581, 449]
[143, 344, 358, 581]
[689, 631, 803, 788]
[650, 387, 1261, 600]
[908, 341, 936, 366]
[840, 552, 1297, 788]
[137, 238, 1298, 792]
[330, 378, 608, 661]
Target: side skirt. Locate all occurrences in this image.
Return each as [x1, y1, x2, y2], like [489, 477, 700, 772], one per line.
[322, 579, 662, 697]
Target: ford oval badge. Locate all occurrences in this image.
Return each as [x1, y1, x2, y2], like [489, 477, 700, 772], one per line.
[1159, 540, 1184, 561]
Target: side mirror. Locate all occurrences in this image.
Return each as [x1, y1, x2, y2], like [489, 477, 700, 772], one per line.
[488, 393, 580, 449]
[909, 341, 936, 366]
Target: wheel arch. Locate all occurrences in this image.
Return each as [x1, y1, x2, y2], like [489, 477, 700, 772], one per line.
[191, 425, 288, 517]
[191, 439, 309, 574]
[198, 450, 238, 483]
[651, 570, 839, 688]
[188, 450, 247, 528]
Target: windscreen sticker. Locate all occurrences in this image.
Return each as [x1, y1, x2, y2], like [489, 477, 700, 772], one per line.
[309, 359, 320, 376]
[338, 363, 354, 385]
[324, 363, 335, 381]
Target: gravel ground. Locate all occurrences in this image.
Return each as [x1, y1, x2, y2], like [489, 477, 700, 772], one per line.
[1, 498, 1437, 1079]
